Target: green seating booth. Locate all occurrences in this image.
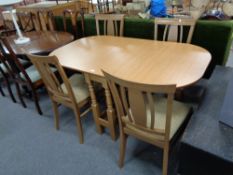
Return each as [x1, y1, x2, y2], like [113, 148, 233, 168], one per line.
[54, 16, 233, 78]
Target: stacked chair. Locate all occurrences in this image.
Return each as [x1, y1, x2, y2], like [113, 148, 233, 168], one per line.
[0, 37, 44, 115]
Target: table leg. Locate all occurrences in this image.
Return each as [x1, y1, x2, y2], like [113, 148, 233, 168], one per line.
[103, 81, 116, 140]
[85, 74, 103, 134]
[84, 73, 117, 140]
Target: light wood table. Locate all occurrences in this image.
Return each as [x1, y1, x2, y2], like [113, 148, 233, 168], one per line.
[50, 36, 211, 139]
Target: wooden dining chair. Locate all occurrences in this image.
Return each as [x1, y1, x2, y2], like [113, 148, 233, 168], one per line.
[63, 9, 85, 38]
[79, 0, 94, 13]
[16, 11, 35, 32]
[0, 37, 44, 115]
[27, 54, 91, 144]
[154, 18, 204, 104]
[96, 0, 116, 13]
[154, 18, 196, 43]
[103, 70, 192, 175]
[95, 14, 124, 36]
[37, 10, 56, 31]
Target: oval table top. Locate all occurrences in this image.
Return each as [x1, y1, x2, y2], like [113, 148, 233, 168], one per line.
[7, 31, 74, 55]
[50, 36, 211, 88]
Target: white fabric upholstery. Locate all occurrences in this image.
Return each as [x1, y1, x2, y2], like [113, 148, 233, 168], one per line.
[20, 65, 56, 83]
[125, 96, 190, 141]
[18, 59, 30, 67]
[0, 63, 7, 73]
[61, 74, 89, 104]
[20, 65, 41, 83]
[0, 59, 29, 73]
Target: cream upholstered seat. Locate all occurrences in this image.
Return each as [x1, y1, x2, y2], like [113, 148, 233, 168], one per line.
[125, 96, 190, 141]
[20, 65, 56, 83]
[103, 70, 192, 175]
[61, 73, 89, 104]
[0, 59, 29, 73]
[27, 54, 90, 144]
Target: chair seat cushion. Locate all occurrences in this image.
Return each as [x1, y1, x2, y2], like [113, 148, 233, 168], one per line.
[61, 74, 89, 104]
[19, 58, 30, 67]
[125, 96, 191, 141]
[0, 59, 29, 73]
[0, 63, 7, 73]
[20, 65, 56, 83]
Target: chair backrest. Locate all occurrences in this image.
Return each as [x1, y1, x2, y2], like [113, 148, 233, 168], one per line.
[103, 70, 176, 142]
[96, 0, 115, 13]
[95, 14, 124, 36]
[154, 18, 196, 43]
[16, 11, 35, 32]
[76, 0, 93, 13]
[27, 54, 78, 106]
[0, 37, 33, 84]
[63, 9, 85, 38]
[37, 10, 55, 31]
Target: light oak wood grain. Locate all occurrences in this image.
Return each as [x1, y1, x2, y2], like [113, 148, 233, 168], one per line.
[50, 35, 211, 88]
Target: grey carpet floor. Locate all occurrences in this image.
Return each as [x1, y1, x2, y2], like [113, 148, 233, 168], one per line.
[0, 88, 179, 175]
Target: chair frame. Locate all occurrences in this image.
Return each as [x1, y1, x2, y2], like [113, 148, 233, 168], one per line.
[103, 70, 188, 175]
[95, 14, 124, 36]
[0, 55, 17, 103]
[37, 10, 56, 31]
[16, 11, 35, 32]
[0, 37, 43, 115]
[154, 18, 196, 43]
[0, 81, 4, 96]
[27, 54, 90, 144]
[63, 9, 85, 38]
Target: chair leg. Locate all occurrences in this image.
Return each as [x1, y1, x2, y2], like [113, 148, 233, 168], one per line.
[52, 101, 60, 130]
[73, 106, 84, 144]
[162, 144, 169, 175]
[118, 132, 127, 168]
[0, 83, 5, 96]
[15, 82, 27, 108]
[1, 72, 17, 103]
[4, 77, 17, 103]
[31, 87, 42, 115]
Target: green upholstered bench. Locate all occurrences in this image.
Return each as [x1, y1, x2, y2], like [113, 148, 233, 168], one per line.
[54, 16, 233, 78]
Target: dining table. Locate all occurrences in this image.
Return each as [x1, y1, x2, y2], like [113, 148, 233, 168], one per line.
[5, 31, 74, 56]
[50, 35, 212, 140]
